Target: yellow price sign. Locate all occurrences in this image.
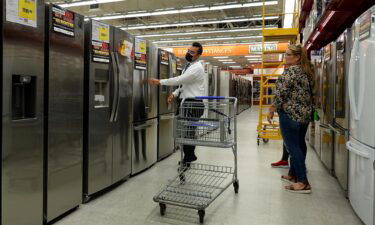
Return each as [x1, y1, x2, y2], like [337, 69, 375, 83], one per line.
[99, 27, 109, 42]
[139, 41, 146, 54]
[18, 0, 36, 21]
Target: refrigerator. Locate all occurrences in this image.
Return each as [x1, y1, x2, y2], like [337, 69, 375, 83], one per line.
[44, 4, 84, 222]
[312, 54, 323, 155]
[131, 40, 158, 175]
[346, 7, 375, 225]
[157, 49, 175, 160]
[1, 0, 45, 225]
[319, 43, 336, 173]
[83, 20, 133, 201]
[330, 30, 351, 193]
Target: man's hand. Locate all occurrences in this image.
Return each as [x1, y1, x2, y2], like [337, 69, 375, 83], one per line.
[167, 94, 175, 104]
[149, 78, 160, 85]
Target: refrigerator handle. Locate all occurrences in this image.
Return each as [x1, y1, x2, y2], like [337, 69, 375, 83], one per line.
[109, 52, 119, 122]
[145, 68, 150, 113]
[113, 53, 121, 122]
[346, 141, 370, 159]
[348, 38, 359, 121]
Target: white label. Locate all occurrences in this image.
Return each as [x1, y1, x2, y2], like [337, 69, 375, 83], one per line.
[94, 94, 105, 102]
[6, 0, 38, 28]
[93, 57, 110, 63]
[53, 27, 74, 36]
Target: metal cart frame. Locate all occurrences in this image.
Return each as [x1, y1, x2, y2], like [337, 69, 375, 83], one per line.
[153, 96, 239, 223]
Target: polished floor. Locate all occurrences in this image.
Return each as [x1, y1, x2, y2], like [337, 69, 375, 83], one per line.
[56, 108, 363, 225]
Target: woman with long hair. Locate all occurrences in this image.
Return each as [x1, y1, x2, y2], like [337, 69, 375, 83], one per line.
[268, 44, 315, 193]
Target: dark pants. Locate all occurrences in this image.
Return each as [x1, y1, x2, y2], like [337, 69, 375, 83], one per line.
[278, 110, 309, 183]
[177, 99, 204, 162]
[281, 124, 308, 161]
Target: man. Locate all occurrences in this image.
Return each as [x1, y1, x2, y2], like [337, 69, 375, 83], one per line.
[149, 42, 205, 164]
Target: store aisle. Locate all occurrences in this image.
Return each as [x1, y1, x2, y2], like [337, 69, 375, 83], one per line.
[56, 108, 363, 225]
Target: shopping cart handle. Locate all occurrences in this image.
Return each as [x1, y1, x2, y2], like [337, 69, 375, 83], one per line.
[195, 96, 225, 100]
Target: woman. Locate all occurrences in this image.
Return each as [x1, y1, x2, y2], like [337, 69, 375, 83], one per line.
[268, 44, 314, 194]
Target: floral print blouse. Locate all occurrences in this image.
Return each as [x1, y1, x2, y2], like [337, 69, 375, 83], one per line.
[273, 65, 314, 123]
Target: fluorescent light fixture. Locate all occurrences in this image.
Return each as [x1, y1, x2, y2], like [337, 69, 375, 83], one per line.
[92, 1, 278, 20]
[229, 66, 243, 68]
[218, 59, 233, 62]
[59, 0, 124, 8]
[136, 27, 277, 38]
[283, 0, 295, 28]
[222, 62, 237, 64]
[123, 17, 277, 30]
[245, 55, 262, 58]
[153, 35, 263, 43]
[213, 56, 229, 59]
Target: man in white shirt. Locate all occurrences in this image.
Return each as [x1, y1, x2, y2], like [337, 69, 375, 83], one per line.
[149, 42, 205, 164]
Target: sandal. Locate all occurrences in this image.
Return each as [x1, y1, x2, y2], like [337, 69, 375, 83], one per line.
[281, 175, 296, 184]
[285, 183, 312, 194]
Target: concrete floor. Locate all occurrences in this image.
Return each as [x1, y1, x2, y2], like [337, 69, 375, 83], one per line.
[56, 108, 363, 225]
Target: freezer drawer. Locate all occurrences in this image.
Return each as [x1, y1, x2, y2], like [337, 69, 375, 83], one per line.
[320, 125, 334, 173]
[158, 114, 175, 160]
[132, 119, 158, 174]
[333, 128, 348, 192]
[346, 138, 375, 225]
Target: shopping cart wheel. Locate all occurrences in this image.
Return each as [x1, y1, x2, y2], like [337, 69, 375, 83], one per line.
[198, 210, 205, 223]
[233, 180, 239, 194]
[263, 138, 269, 143]
[159, 203, 166, 216]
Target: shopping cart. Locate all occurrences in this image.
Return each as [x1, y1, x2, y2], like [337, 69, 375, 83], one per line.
[153, 96, 239, 223]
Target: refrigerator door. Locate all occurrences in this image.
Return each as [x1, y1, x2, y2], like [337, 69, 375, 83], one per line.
[320, 125, 334, 173]
[45, 5, 84, 222]
[346, 137, 375, 225]
[2, 1, 45, 224]
[133, 40, 158, 122]
[335, 33, 349, 130]
[132, 118, 158, 174]
[321, 44, 335, 126]
[158, 50, 173, 115]
[158, 113, 175, 160]
[84, 21, 113, 197]
[315, 120, 322, 156]
[332, 126, 348, 192]
[348, 10, 375, 148]
[111, 28, 133, 183]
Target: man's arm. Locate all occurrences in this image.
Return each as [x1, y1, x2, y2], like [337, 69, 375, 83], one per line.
[160, 66, 199, 86]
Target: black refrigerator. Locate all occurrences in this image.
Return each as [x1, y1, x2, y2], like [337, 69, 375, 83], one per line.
[83, 20, 133, 201]
[157, 49, 175, 160]
[44, 4, 84, 222]
[131, 40, 158, 175]
[1, 0, 45, 225]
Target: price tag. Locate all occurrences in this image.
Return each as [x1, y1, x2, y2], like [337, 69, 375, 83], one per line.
[99, 27, 109, 42]
[18, 0, 36, 21]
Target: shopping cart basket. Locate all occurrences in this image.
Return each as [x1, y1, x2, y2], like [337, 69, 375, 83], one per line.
[153, 96, 239, 223]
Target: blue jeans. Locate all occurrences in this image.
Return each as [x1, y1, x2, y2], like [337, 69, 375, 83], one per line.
[278, 110, 309, 183]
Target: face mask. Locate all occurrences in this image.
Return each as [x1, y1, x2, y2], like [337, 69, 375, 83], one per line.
[185, 53, 193, 62]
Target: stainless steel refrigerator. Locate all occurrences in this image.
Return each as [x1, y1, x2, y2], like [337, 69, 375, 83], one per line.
[1, 0, 45, 224]
[83, 20, 133, 201]
[330, 30, 351, 193]
[320, 43, 336, 174]
[157, 49, 175, 161]
[131, 40, 158, 175]
[44, 4, 84, 222]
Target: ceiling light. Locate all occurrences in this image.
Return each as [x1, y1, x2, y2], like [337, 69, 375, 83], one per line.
[245, 55, 262, 58]
[59, 0, 124, 8]
[153, 36, 263, 43]
[213, 56, 229, 59]
[91, 1, 278, 20]
[123, 17, 277, 30]
[136, 27, 278, 38]
[218, 59, 233, 62]
[222, 62, 237, 64]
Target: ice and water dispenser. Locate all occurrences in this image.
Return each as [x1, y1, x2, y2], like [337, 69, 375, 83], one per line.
[12, 75, 36, 120]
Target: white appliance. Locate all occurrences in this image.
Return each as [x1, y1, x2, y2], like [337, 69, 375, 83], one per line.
[347, 6, 375, 225]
